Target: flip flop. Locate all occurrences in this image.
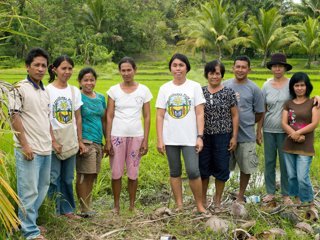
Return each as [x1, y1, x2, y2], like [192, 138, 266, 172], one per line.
[63, 213, 82, 220]
[79, 211, 97, 218]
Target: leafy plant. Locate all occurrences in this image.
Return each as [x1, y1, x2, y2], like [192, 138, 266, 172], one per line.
[0, 81, 21, 234]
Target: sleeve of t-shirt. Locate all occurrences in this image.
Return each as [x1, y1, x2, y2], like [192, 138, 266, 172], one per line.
[74, 86, 83, 111]
[261, 82, 267, 100]
[107, 86, 115, 100]
[143, 86, 153, 103]
[194, 83, 206, 106]
[155, 86, 166, 109]
[102, 95, 107, 109]
[283, 100, 289, 111]
[8, 84, 23, 114]
[253, 85, 265, 113]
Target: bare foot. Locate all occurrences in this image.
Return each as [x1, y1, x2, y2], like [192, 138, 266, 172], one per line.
[262, 194, 275, 203]
[283, 196, 294, 205]
[112, 207, 120, 215]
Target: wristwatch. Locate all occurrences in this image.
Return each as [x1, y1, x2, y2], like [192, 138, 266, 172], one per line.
[197, 134, 203, 139]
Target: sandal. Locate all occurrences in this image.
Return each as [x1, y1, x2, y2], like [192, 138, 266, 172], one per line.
[32, 234, 47, 240]
[79, 211, 97, 218]
[195, 210, 212, 218]
[262, 194, 275, 203]
[63, 213, 82, 220]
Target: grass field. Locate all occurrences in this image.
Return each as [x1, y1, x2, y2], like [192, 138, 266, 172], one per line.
[1, 58, 320, 239]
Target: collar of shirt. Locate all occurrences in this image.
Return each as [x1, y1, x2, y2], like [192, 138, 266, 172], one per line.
[27, 75, 45, 90]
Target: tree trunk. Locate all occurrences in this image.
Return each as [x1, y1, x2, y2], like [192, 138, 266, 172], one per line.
[261, 52, 267, 67]
[201, 48, 206, 63]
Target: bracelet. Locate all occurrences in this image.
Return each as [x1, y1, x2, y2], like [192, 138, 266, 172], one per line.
[197, 134, 203, 139]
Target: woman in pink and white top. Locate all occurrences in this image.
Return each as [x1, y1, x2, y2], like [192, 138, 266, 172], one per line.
[106, 57, 152, 214]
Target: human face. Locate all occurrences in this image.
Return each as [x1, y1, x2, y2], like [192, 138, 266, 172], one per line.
[271, 64, 286, 79]
[233, 60, 250, 82]
[207, 66, 222, 88]
[119, 62, 136, 83]
[293, 81, 307, 97]
[170, 59, 187, 81]
[54, 60, 73, 83]
[26, 56, 47, 83]
[79, 73, 96, 94]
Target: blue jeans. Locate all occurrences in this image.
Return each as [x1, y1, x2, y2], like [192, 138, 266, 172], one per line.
[283, 153, 314, 202]
[15, 149, 51, 239]
[48, 152, 76, 215]
[263, 132, 289, 195]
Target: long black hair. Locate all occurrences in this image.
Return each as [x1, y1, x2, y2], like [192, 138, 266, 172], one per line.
[289, 72, 313, 98]
[48, 55, 74, 83]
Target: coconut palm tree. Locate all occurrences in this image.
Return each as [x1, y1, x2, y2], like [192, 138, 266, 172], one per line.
[292, 0, 320, 19]
[288, 16, 320, 68]
[177, 0, 244, 61]
[231, 8, 297, 67]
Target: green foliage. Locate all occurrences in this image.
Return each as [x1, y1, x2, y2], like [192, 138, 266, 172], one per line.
[288, 16, 320, 68]
[0, 81, 20, 235]
[232, 8, 297, 66]
[178, 0, 244, 61]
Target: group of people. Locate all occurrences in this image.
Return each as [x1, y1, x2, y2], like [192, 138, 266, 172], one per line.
[8, 47, 320, 240]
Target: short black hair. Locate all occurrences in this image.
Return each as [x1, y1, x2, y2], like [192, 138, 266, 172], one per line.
[169, 53, 191, 72]
[289, 72, 313, 98]
[204, 60, 225, 78]
[234, 55, 251, 68]
[78, 67, 97, 81]
[48, 55, 74, 83]
[118, 56, 137, 70]
[25, 48, 49, 66]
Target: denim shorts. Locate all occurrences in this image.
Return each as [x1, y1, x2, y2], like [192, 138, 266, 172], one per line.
[199, 133, 231, 182]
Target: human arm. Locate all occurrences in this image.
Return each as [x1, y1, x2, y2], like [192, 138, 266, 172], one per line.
[281, 109, 304, 142]
[102, 108, 108, 156]
[140, 102, 151, 156]
[75, 108, 87, 154]
[229, 105, 239, 151]
[195, 103, 204, 153]
[313, 95, 320, 108]
[106, 96, 115, 156]
[256, 112, 265, 145]
[293, 107, 320, 136]
[10, 113, 33, 160]
[156, 108, 166, 155]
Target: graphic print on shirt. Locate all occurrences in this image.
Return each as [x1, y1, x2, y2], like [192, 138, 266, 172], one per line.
[167, 93, 191, 119]
[52, 96, 73, 124]
[288, 109, 307, 129]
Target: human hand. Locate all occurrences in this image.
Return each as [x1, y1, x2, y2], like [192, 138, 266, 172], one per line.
[103, 144, 109, 157]
[22, 144, 34, 160]
[79, 141, 87, 155]
[139, 140, 148, 156]
[256, 130, 263, 146]
[195, 138, 203, 153]
[52, 140, 62, 154]
[228, 137, 237, 151]
[157, 140, 166, 155]
[106, 140, 114, 156]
